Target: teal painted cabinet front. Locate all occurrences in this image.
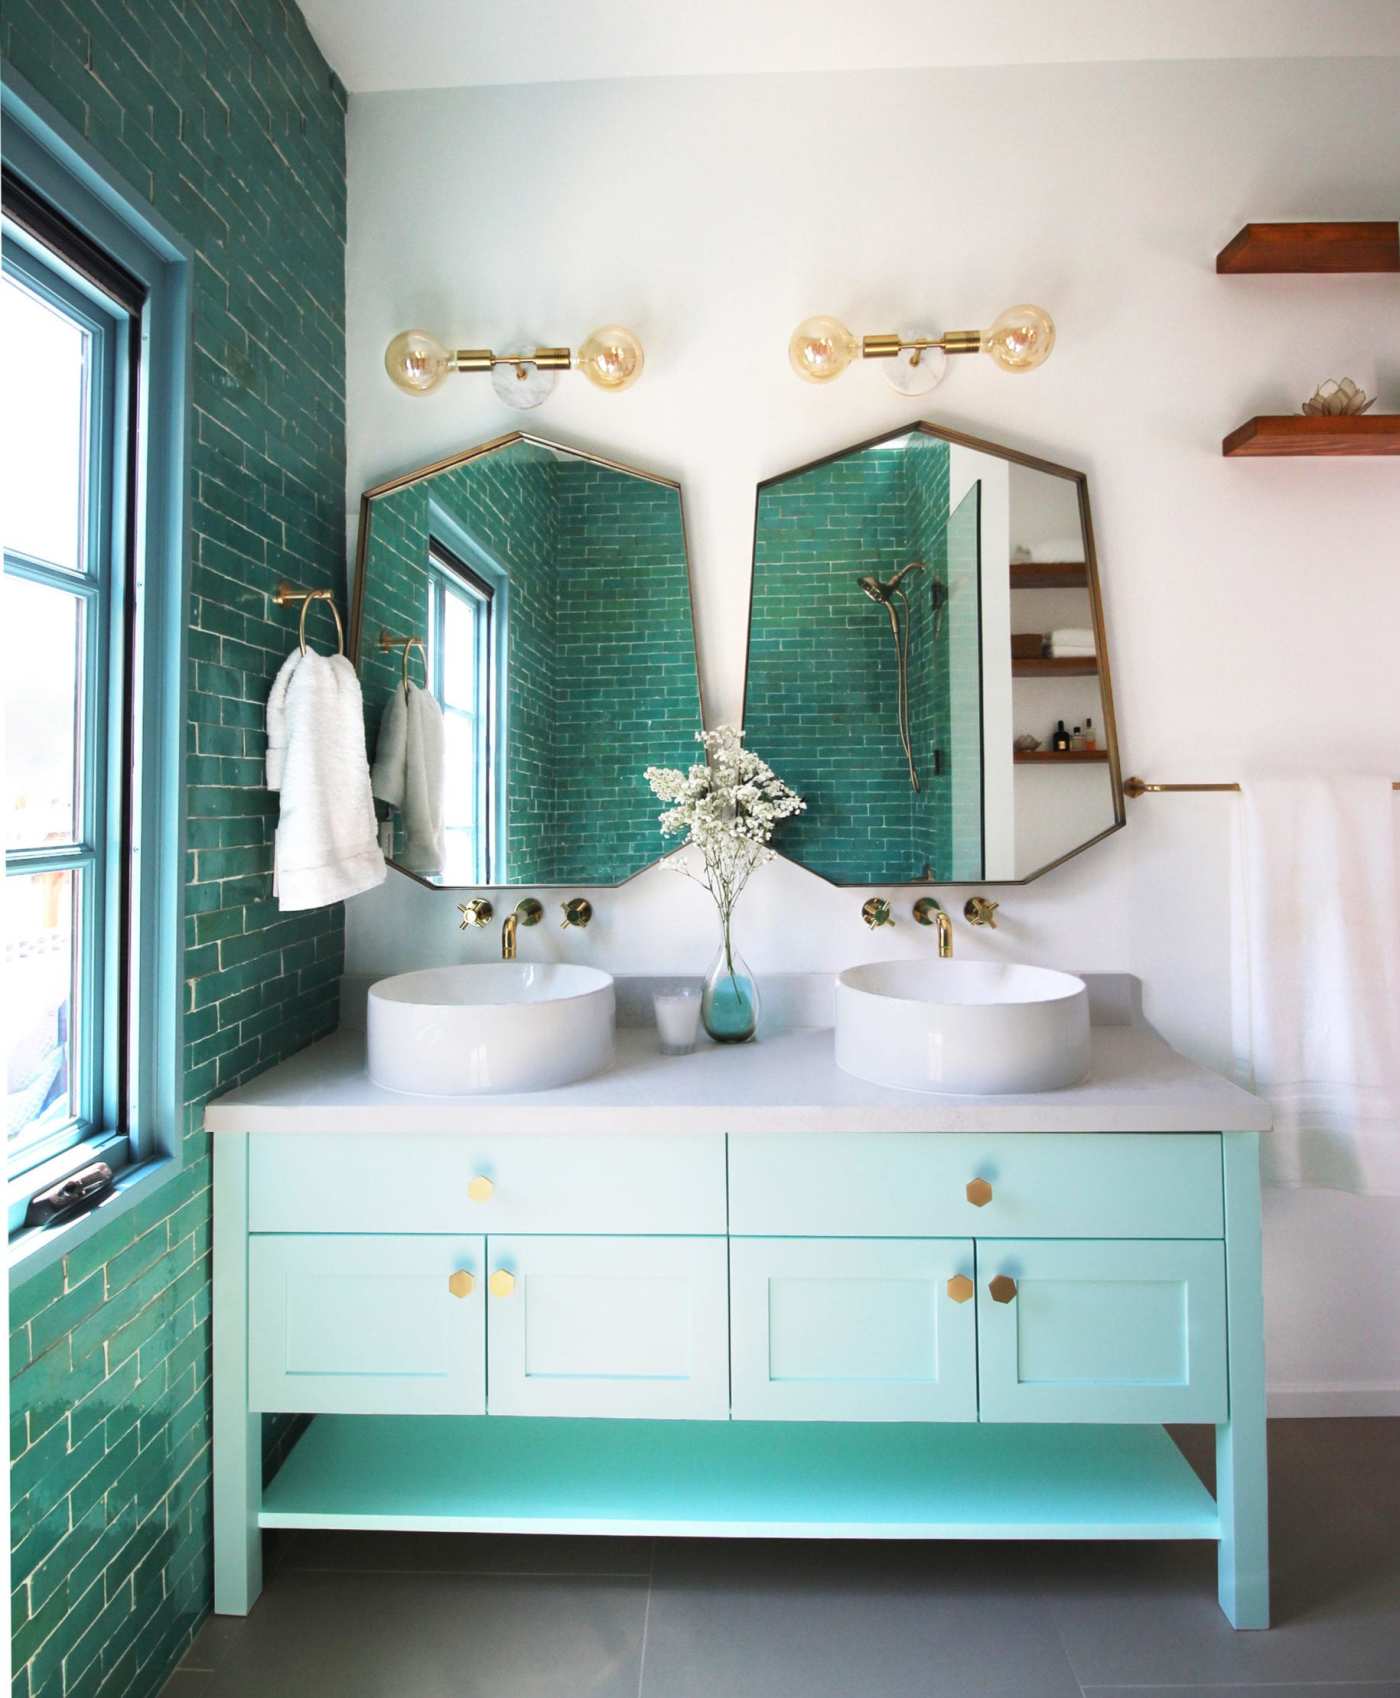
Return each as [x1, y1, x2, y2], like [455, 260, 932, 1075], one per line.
[486, 1236, 730, 1419]
[730, 1238, 978, 1421]
[249, 1234, 485, 1415]
[977, 1239, 1228, 1424]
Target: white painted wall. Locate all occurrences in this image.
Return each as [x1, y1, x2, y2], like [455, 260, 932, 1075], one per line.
[343, 55, 1400, 1410]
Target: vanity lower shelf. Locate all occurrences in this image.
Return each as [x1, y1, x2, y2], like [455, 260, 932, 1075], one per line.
[261, 1415, 1220, 1542]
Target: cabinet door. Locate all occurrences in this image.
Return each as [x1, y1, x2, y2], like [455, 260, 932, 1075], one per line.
[730, 1238, 977, 1421]
[249, 1235, 484, 1415]
[486, 1237, 728, 1419]
[977, 1239, 1227, 1423]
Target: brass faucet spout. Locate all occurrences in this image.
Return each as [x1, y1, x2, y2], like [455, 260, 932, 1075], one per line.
[935, 910, 954, 959]
[502, 913, 519, 960]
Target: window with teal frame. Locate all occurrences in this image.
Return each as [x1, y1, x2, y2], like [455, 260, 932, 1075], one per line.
[3, 76, 191, 1259]
[3, 181, 141, 1190]
[428, 543, 496, 883]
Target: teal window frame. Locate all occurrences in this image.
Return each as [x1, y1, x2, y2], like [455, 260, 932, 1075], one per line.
[3, 215, 131, 1182]
[4, 69, 192, 1277]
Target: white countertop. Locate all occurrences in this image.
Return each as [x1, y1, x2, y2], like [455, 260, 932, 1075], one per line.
[205, 1020, 1270, 1135]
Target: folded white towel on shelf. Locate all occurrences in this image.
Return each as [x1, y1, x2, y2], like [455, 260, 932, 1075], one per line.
[1028, 537, 1084, 563]
[1049, 646, 1097, 659]
[1049, 627, 1095, 650]
[372, 681, 446, 874]
[1231, 775, 1400, 1196]
[266, 649, 385, 911]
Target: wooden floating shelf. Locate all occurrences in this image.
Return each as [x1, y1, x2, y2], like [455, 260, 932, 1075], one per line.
[261, 1415, 1220, 1542]
[1010, 562, 1088, 588]
[1216, 220, 1399, 275]
[1012, 655, 1099, 677]
[1222, 415, 1400, 458]
[1015, 749, 1108, 764]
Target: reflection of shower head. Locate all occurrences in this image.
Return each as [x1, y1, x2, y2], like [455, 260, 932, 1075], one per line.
[856, 559, 928, 602]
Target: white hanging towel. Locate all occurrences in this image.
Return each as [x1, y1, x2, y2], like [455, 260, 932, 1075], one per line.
[266, 650, 386, 910]
[1231, 775, 1400, 1195]
[371, 681, 446, 874]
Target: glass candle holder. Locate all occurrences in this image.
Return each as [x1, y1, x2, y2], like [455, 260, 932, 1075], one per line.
[653, 984, 702, 1056]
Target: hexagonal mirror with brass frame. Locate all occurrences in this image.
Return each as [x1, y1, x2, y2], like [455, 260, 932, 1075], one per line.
[350, 431, 704, 890]
[743, 421, 1124, 885]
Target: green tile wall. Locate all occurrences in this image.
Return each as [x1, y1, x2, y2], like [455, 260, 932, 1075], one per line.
[355, 442, 700, 886]
[5, 5, 347, 1696]
[746, 439, 955, 883]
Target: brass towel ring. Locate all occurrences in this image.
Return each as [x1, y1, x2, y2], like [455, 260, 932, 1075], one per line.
[273, 582, 345, 657]
[378, 629, 429, 696]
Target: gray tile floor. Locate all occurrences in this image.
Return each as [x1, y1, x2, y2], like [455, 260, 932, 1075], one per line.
[167, 1418, 1400, 1698]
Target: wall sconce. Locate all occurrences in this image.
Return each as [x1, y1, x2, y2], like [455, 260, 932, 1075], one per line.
[384, 324, 644, 410]
[788, 305, 1055, 395]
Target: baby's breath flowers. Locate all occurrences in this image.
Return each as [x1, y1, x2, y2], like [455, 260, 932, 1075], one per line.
[645, 725, 805, 934]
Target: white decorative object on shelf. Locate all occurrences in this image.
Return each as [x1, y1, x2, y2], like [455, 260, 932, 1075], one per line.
[1301, 376, 1377, 417]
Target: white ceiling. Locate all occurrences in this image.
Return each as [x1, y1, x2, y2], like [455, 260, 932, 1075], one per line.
[302, 0, 1400, 94]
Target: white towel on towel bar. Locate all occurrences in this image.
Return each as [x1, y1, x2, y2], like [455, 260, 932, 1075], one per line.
[372, 681, 446, 874]
[1231, 775, 1400, 1195]
[266, 649, 385, 910]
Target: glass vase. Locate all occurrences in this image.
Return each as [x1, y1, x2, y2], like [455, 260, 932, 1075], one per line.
[701, 918, 760, 1044]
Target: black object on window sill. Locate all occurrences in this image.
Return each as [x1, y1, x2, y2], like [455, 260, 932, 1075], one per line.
[25, 1162, 116, 1228]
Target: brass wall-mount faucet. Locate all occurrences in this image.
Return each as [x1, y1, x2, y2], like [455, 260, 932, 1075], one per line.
[457, 898, 493, 930]
[964, 896, 1000, 928]
[912, 897, 954, 958]
[502, 898, 543, 960]
[861, 897, 894, 930]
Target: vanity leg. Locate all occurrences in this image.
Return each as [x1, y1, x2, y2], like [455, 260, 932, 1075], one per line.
[213, 1132, 263, 1614]
[1216, 1131, 1269, 1629]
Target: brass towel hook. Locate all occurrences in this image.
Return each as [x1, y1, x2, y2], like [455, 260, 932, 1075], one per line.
[274, 581, 344, 657]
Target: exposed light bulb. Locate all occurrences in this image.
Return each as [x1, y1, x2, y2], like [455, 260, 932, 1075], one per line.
[789, 315, 858, 384]
[577, 325, 644, 392]
[980, 304, 1055, 373]
[384, 329, 453, 395]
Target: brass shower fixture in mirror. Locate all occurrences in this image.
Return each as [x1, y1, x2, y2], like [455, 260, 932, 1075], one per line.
[744, 421, 1124, 887]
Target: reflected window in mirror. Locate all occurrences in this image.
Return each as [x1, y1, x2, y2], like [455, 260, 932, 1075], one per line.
[429, 542, 497, 883]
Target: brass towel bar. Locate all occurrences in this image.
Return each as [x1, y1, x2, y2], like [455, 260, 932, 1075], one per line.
[1124, 775, 1399, 799]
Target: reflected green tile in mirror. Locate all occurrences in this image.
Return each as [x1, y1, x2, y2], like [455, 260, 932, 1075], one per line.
[350, 433, 702, 889]
[743, 423, 1123, 886]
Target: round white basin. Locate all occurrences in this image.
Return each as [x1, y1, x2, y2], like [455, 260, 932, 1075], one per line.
[368, 963, 615, 1095]
[835, 960, 1090, 1095]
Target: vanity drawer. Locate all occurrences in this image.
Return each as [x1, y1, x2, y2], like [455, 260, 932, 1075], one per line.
[728, 1133, 1223, 1239]
[248, 1133, 726, 1235]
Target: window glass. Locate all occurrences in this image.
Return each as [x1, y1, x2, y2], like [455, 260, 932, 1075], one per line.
[5, 573, 84, 849]
[0, 269, 88, 573]
[6, 868, 79, 1157]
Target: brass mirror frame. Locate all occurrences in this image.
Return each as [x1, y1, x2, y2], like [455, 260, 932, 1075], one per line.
[743, 419, 1126, 888]
[349, 429, 707, 891]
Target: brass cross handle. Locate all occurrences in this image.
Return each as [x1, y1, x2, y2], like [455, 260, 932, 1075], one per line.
[458, 898, 493, 929]
[862, 898, 894, 929]
[964, 897, 1000, 928]
[561, 898, 593, 929]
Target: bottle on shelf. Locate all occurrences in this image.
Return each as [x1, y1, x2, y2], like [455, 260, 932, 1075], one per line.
[1052, 720, 1070, 752]
[1084, 716, 1097, 750]
[1070, 724, 1085, 751]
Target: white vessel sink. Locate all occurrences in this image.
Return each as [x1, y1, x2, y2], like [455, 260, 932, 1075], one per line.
[835, 960, 1090, 1095]
[367, 963, 615, 1095]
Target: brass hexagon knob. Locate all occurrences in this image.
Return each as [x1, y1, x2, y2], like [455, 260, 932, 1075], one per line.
[966, 1176, 993, 1207]
[946, 1274, 974, 1304]
[489, 1269, 516, 1298]
[989, 1274, 1018, 1304]
[467, 1175, 494, 1204]
[446, 1270, 475, 1299]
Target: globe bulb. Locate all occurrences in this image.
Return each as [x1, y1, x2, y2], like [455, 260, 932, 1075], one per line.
[789, 315, 858, 383]
[980, 304, 1055, 373]
[577, 325, 644, 392]
[384, 329, 453, 395]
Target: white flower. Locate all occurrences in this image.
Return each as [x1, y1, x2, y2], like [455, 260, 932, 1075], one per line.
[644, 726, 805, 922]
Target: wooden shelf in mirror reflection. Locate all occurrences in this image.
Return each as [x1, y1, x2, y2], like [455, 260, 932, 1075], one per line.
[1015, 750, 1108, 764]
[1222, 415, 1400, 458]
[1009, 562, 1087, 589]
[1216, 221, 1399, 274]
[1012, 655, 1099, 677]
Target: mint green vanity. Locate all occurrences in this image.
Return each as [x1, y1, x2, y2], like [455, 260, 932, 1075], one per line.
[210, 1020, 1270, 1631]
